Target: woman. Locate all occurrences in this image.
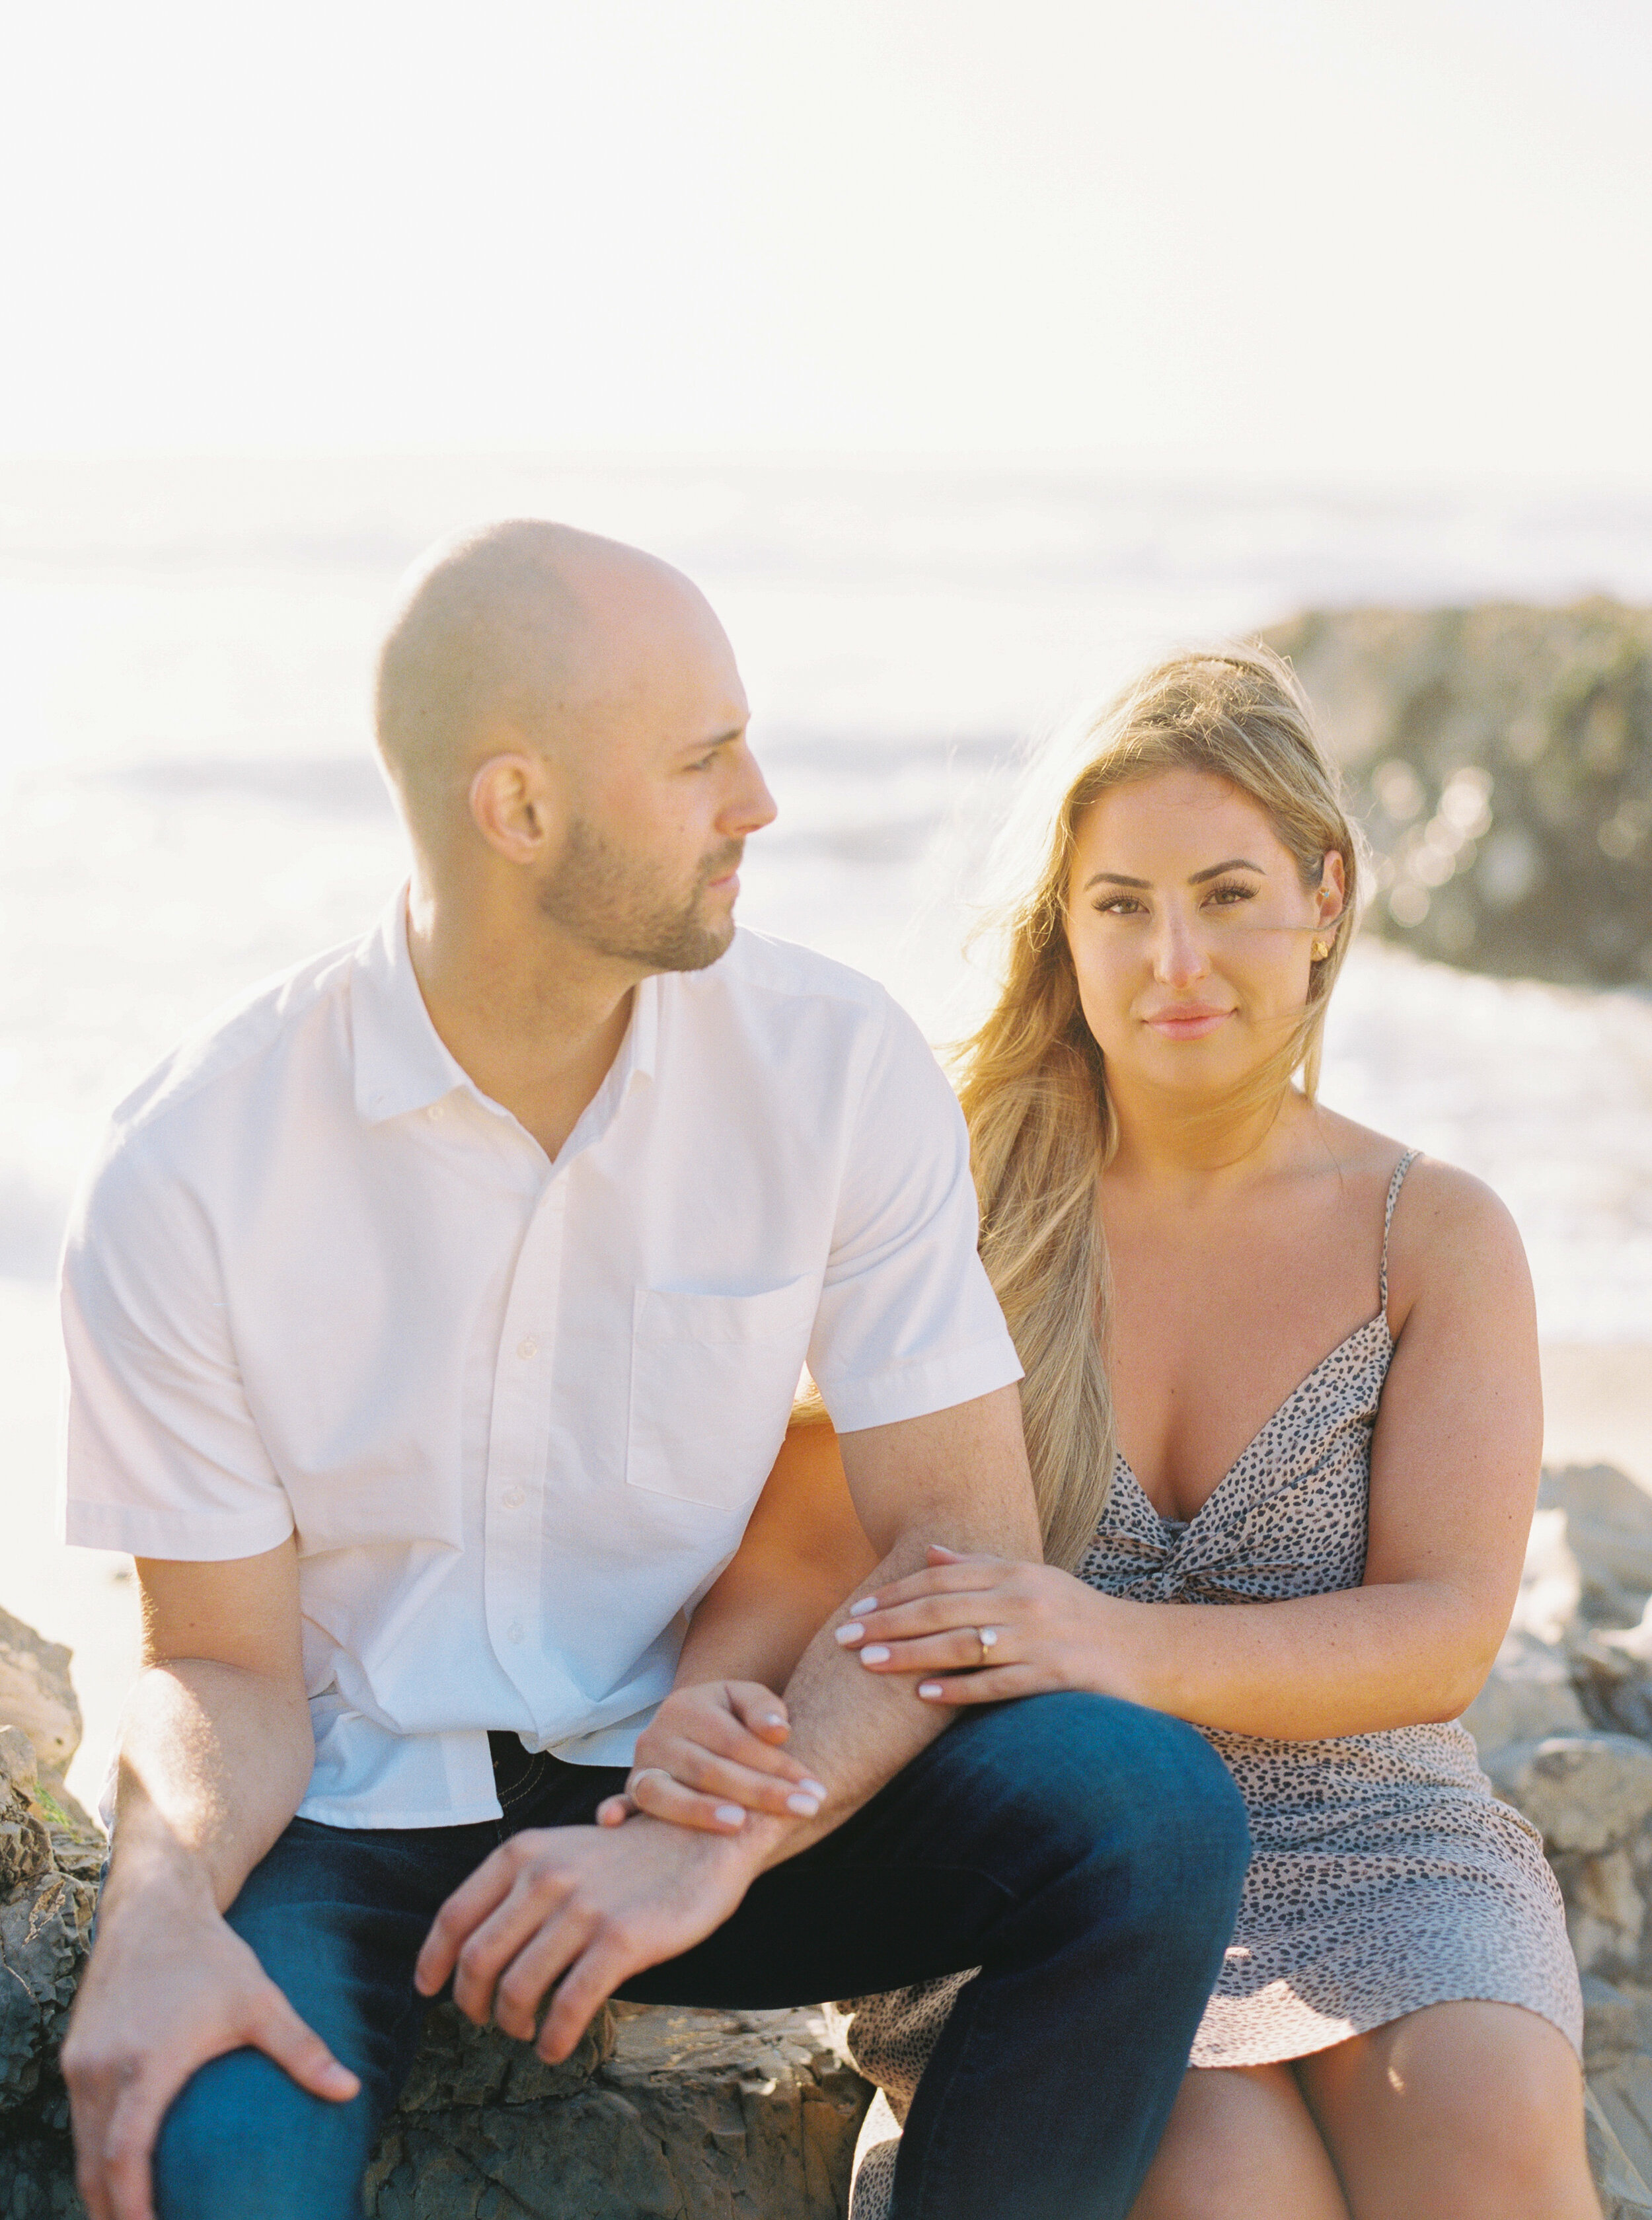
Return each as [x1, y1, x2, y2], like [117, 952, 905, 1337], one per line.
[609, 648, 1593, 2218]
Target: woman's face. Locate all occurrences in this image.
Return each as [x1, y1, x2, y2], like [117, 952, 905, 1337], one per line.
[1064, 766, 1343, 1099]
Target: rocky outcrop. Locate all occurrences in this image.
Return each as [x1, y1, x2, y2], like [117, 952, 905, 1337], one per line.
[367, 2002, 870, 2220]
[1463, 1465, 1652, 2218]
[1265, 599, 1652, 986]
[0, 1608, 89, 1825]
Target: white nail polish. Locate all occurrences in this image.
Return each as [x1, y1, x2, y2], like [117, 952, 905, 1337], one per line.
[860, 1645, 890, 1664]
[835, 1621, 864, 1645]
[715, 1804, 746, 1826]
[786, 1793, 821, 1816]
[918, 1682, 944, 1699]
[800, 1779, 827, 1799]
[849, 1598, 878, 1616]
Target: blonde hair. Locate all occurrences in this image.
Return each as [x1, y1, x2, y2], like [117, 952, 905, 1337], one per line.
[961, 644, 1361, 1570]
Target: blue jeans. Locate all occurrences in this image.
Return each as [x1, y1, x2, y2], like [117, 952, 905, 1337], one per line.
[152, 1693, 1247, 2220]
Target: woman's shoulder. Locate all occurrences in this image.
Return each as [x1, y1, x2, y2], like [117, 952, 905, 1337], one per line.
[1311, 1111, 1527, 1330]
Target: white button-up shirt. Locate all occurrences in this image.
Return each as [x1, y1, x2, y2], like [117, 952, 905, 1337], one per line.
[60, 894, 1020, 1828]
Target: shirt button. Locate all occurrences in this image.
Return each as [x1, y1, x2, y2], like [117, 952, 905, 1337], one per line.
[507, 1621, 525, 1645]
[428, 1103, 445, 1123]
[517, 1337, 537, 1360]
[502, 1485, 525, 1509]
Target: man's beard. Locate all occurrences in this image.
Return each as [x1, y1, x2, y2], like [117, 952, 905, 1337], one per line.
[538, 818, 742, 973]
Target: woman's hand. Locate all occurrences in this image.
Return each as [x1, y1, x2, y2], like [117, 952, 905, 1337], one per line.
[594, 1681, 827, 1835]
[834, 1545, 1135, 1706]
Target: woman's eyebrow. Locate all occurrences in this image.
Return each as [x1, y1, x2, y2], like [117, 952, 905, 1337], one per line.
[1080, 857, 1265, 894]
[1188, 858, 1265, 883]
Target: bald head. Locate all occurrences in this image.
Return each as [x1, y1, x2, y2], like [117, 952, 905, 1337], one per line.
[374, 519, 732, 844]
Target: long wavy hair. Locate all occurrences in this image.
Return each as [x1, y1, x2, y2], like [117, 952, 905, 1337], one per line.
[960, 644, 1361, 1571]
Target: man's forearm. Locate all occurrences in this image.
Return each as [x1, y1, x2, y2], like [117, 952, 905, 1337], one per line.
[742, 1391, 1043, 1870]
[101, 1659, 315, 1921]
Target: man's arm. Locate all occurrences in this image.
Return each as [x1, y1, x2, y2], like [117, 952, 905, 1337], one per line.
[414, 1385, 1041, 2060]
[61, 1543, 356, 2220]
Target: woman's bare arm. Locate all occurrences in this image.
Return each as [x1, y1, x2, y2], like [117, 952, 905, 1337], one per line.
[844, 1163, 1543, 1740]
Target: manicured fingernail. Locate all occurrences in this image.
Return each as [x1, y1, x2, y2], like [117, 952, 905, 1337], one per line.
[860, 1645, 891, 1664]
[763, 1713, 786, 1728]
[799, 1779, 827, 1799]
[715, 1804, 746, 1826]
[918, 1682, 944, 1699]
[786, 1793, 821, 1816]
[835, 1622, 864, 1645]
[850, 1598, 878, 1615]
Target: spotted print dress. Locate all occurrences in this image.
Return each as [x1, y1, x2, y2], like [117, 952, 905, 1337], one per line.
[842, 1152, 1581, 2214]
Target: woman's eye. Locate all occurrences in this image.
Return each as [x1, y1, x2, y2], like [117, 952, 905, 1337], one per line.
[1096, 896, 1145, 916]
[1205, 881, 1256, 907]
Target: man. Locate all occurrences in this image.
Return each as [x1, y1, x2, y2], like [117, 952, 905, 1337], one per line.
[57, 521, 1247, 2220]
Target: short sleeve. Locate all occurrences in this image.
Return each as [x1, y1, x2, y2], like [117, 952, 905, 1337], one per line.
[807, 994, 1022, 1432]
[59, 1135, 296, 1561]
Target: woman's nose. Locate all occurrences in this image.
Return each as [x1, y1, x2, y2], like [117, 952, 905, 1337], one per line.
[1152, 909, 1209, 988]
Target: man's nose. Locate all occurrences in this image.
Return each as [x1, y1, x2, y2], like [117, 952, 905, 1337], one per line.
[725, 747, 778, 837]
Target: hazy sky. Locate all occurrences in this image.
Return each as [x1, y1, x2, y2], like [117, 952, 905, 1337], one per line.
[6, 0, 1650, 485]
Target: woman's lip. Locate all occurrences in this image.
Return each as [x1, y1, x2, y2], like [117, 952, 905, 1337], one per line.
[1143, 1006, 1232, 1038]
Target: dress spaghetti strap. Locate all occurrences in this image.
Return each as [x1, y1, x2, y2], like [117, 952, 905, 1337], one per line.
[1380, 1149, 1420, 1324]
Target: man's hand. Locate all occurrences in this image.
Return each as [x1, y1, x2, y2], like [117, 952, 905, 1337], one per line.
[593, 1681, 827, 1833]
[61, 1868, 357, 2220]
[414, 1820, 765, 2063]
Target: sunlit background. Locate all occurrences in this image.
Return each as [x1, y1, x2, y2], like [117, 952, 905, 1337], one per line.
[3, 0, 1651, 1809]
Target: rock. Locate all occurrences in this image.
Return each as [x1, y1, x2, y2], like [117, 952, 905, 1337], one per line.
[393, 1999, 618, 2112]
[1488, 1733, 1652, 1857]
[1587, 2079, 1652, 2220]
[0, 1862, 96, 2114]
[0, 1606, 82, 1785]
[1461, 1627, 1589, 1752]
[1264, 598, 1652, 987]
[1542, 1467, 1652, 1633]
[366, 2004, 870, 2220]
[0, 1726, 56, 1897]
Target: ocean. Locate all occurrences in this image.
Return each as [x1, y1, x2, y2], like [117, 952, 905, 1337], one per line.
[4, 455, 1650, 1336]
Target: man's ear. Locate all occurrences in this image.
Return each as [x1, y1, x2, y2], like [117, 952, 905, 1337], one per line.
[469, 751, 561, 865]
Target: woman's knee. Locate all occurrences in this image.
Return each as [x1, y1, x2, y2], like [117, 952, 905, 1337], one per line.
[1309, 2005, 1595, 2218]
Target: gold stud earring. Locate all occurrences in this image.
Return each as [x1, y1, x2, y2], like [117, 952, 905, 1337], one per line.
[1312, 936, 1331, 961]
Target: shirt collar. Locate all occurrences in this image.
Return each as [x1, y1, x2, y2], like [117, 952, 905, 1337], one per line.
[350, 885, 660, 1129]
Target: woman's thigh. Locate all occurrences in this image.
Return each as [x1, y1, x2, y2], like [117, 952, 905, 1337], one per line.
[1127, 2064, 1351, 2220]
[1296, 2001, 1598, 2220]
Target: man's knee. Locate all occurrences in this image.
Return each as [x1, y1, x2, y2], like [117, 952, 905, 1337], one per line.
[153, 2046, 376, 2220]
[946, 1691, 1250, 1917]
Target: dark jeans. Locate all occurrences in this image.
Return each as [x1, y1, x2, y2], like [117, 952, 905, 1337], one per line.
[151, 1693, 1248, 2220]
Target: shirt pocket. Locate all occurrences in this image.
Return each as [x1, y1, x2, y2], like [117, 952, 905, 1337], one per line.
[627, 1276, 818, 1511]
